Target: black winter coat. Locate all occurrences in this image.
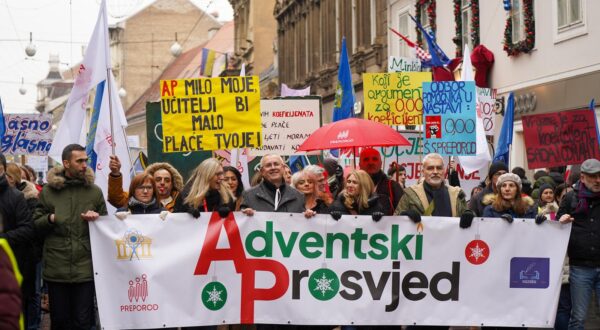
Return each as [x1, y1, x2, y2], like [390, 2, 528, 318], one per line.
[557, 183, 600, 267]
[174, 185, 236, 214]
[329, 194, 384, 216]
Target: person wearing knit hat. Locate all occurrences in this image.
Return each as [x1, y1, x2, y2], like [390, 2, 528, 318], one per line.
[480, 173, 537, 222]
[556, 158, 600, 329]
[537, 183, 558, 221]
[467, 161, 509, 216]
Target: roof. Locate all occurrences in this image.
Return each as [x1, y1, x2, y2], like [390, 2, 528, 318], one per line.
[126, 21, 234, 118]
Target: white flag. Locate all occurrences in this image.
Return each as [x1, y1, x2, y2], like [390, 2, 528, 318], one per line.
[458, 46, 491, 175]
[48, 0, 130, 201]
[281, 83, 310, 97]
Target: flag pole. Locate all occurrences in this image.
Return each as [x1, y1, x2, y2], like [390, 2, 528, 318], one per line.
[105, 68, 116, 155]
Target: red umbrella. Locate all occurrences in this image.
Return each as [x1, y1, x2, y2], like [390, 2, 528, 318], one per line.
[297, 118, 411, 152]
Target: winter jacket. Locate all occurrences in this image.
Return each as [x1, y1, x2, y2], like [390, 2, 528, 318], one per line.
[311, 199, 330, 214]
[33, 167, 107, 283]
[173, 185, 236, 214]
[107, 161, 184, 211]
[395, 182, 468, 217]
[117, 198, 165, 215]
[481, 194, 537, 219]
[0, 174, 35, 299]
[240, 180, 305, 213]
[538, 201, 559, 221]
[371, 171, 403, 215]
[0, 238, 22, 330]
[557, 183, 600, 267]
[329, 194, 384, 216]
[468, 185, 494, 216]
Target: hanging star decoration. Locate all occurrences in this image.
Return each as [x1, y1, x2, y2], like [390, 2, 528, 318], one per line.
[468, 242, 487, 262]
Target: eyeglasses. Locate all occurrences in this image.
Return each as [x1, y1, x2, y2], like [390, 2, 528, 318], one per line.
[135, 185, 153, 192]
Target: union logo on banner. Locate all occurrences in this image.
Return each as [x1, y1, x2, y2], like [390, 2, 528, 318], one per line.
[121, 273, 159, 312]
[115, 229, 153, 260]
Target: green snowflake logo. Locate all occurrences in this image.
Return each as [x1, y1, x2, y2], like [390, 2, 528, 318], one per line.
[202, 281, 227, 311]
[309, 268, 339, 301]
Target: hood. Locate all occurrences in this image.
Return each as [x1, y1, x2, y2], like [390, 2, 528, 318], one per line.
[18, 180, 39, 199]
[482, 193, 534, 206]
[47, 166, 95, 190]
[145, 162, 184, 192]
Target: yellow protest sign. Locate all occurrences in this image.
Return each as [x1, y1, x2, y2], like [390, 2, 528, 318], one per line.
[160, 76, 262, 153]
[363, 72, 431, 126]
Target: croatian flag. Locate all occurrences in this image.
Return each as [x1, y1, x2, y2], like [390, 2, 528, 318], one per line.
[49, 0, 130, 199]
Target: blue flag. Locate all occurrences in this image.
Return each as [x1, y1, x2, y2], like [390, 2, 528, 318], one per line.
[0, 98, 5, 139]
[332, 37, 355, 122]
[494, 92, 515, 165]
[85, 81, 106, 172]
[409, 14, 450, 67]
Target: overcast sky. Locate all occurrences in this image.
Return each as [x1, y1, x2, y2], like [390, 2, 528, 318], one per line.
[0, 0, 233, 114]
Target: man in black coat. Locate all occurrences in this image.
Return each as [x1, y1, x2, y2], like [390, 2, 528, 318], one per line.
[556, 158, 600, 329]
[0, 152, 35, 328]
[359, 148, 403, 215]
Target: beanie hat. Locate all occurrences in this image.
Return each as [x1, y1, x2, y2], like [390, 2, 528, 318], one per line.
[538, 183, 554, 196]
[488, 161, 509, 180]
[496, 173, 522, 190]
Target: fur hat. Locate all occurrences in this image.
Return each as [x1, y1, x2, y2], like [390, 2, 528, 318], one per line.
[496, 173, 522, 190]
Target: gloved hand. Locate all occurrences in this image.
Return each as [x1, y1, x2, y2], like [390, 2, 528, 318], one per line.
[159, 211, 169, 221]
[400, 210, 422, 224]
[218, 206, 231, 218]
[501, 214, 514, 224]
[190, 208, 201, 219]
[459, 210, 475, 229]
[371, 212, 384, 222]
[330, 210, 342, 221]
[115, 211, 130, 221]
[535, 214, 547, 225]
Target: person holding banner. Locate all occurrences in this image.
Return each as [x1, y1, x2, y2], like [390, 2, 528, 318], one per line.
[359, 148, 403, 216]
[174, 158, 235, 217]
[108, 155, 184, 212]
[329, 169, 386, 221]
[536, 184, 558, 222]
[115, 173, 165, 216]
[292, 170, 330, 214]
[468, 161, 508, 216]
[240, 154, 306, 215]
[555, 158, 600, 330]
[395, 153, 471, 226]
[223, 166, 245, 211]
[33, 144, 107, 330]
[480, 173, 537, 221]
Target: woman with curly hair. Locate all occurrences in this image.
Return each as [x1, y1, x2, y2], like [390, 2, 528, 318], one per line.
[482, 173, 537, 221]
[174, 158, 235, 217]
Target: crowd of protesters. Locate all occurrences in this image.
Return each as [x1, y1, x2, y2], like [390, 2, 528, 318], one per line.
[0, 143, 598, 330]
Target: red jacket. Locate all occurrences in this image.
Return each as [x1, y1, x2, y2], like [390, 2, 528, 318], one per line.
[0, 238, 23, 330]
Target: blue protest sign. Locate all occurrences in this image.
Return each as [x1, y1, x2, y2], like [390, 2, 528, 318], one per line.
[422, 81, 477, 156]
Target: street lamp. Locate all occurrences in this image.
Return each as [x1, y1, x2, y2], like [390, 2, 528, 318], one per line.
[118, 88, 127, 98]
[170, 32, 182, 57]
[25, 32, 36, 57]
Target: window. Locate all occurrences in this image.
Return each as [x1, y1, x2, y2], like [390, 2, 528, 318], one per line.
[398, 12, 410, 57]
[420, 5, 430, 52]
[511, 0, 524, 42]
[461, 0, 472, 51]
[558, 0, 582, 30]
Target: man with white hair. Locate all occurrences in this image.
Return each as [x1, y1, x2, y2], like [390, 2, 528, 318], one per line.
[395, 153, 473, 224]
[241, 154, 305, 214]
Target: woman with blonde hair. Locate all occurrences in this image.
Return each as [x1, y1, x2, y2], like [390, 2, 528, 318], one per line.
[329, 169, 386, 221]
[292, 170, 330, 214]
[174, 158, 235, 217]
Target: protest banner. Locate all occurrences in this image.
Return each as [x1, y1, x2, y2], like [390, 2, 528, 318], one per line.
[363, 72, 432, 126]
[522, 109, 600, 169]
[250, 97, 321, 156]
[388, 56, 422, 72]
[160, 76, 262, 153]
[375, 132, 486, 200]
[477, 88, 496, 136]
[90, 212, 569, 329]
[0, 113, 53, 155]
[422, 81, 477, 156]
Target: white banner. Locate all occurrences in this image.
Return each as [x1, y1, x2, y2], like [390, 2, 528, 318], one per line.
[388, 56, 422, 72]
[90, 212, 570, 329]
[249, 98, 321, 156]
[477, 88, 497, 136]
[1, 113, 53, 155]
